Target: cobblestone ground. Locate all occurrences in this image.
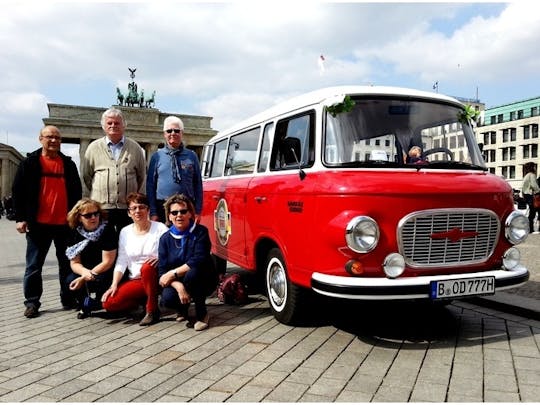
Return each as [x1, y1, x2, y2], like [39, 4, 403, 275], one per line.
[503, 232, 539, 299]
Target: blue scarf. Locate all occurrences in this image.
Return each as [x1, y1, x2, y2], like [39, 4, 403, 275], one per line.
[65, 221, 108, 260]
[165, 145, 183, 184]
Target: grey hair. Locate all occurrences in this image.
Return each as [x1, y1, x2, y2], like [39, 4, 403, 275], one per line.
[101, 107, 126, 129]
[163, 116, 184, 131]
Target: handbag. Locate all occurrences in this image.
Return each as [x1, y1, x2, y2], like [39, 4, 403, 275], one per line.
[534, 193, 540, 209]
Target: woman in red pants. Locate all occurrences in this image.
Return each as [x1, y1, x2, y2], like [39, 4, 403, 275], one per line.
[102, 192, 168, 325]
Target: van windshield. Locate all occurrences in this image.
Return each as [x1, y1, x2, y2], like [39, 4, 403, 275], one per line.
[324, 97, 486, 169]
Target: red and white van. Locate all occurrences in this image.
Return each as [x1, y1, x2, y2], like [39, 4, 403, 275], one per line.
[200, 86, 530, 325]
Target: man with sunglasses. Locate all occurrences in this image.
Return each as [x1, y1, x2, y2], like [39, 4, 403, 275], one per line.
[12, 125, 82, 318]
[146, 116, 203, 223]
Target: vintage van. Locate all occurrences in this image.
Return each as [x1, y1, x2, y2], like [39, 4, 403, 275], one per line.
[200, 86, 530, 325]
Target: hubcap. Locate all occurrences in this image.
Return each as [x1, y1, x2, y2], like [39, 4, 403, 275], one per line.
[268, 260, 286, 308]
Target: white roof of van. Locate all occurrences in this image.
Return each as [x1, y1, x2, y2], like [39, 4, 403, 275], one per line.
[215, 85, 463, 137]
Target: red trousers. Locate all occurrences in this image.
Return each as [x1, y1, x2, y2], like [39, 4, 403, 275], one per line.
[102, 262, 159, 313]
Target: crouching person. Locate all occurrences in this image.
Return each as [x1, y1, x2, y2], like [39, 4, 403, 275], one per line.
[158, 194, 216, 331]
[64, 199, 117, 319]
[101, 193, 168, 326]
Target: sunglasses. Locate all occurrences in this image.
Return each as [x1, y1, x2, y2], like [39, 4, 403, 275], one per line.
[165, 129, 182, 134]
[80, 211, 100, 219]
[170, 209, 189, 216]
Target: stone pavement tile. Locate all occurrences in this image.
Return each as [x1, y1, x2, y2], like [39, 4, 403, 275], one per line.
[230, 360, 269, 377]
[78, 364, 125, 383]
[267, 355, 304, 373]
[0, 362, 44, 380]
[209, 373, 251, 393]
[416, 363, 451, 385]
[191, 389, 231, 402]
[484, 359, 515, 376]
[263, 380, 309, 402]
[196, 363, 236, 381]
[305, 376, 346, 398]
[168, 376, 214, 398]
[250, 369, 288, 388]
[483, 347, 513, 362]
[156, 394, 191, 402]
[513, 355, 540, 371]
[108, 352, 152, 368]
[371, 384, 412, 402]
[298, 392, 335, 402]
[0, 370, 49, 391]
[145, 348, 184, 365]
[38, 377, 95, 401]
[131, 373, 189, 402]
[354, 347, 396, 378]
[39, 367, 89, 386]
[448, 375, 482, 399]
[83, 375, 134, 395]
[320, 363, 357, 381]
[153, 358, 194, 375]
[0, 382, 52, 402]
[124, 371, 174, 392]
[515, 368, 540, 385]
[345, 372, 383, 395]
[409, 381, 447, 402]
[446, 393, 483, 402]
[285, 366, 324, 385]
[226, 384, 272, 402]
[63, 390, 102, 402]
[484, 390, 521, 402]
[116, 360, 161, 379]
[96, 386, 145, 402]
[383, 365, 419, 388]
[519, 383, 540, 402]
[334, 389, 372, 402]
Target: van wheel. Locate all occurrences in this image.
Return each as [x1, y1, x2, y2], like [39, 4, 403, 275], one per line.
[265, 248, 302, 325]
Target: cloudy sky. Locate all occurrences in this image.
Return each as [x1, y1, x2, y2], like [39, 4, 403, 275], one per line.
[1, 1, 539, 158]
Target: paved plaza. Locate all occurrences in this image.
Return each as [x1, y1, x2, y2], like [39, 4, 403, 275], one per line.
[0, 218, 538, 402]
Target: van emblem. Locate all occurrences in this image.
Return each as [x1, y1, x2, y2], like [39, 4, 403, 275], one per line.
[214, 198, 232, 246]
[430, 227, 479, 243]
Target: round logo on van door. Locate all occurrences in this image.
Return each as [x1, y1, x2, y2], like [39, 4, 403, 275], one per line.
[214, 198, 232, 246]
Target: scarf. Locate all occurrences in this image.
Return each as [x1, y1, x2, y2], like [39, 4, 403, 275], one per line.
[165, 145, 183, 184]
[65, 221, 108, 260]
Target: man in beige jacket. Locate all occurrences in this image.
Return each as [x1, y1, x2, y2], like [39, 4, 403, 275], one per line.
[81, 107, 146, 234]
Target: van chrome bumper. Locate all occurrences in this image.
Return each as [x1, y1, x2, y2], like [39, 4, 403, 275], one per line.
[311, 266, 529, 300]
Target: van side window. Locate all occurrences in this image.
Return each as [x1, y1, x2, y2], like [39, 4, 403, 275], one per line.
[224, 127, 260, 176]
[257, 122, 274, 172]
[271, 111, 315, 170]
[209, 139, 228, 178]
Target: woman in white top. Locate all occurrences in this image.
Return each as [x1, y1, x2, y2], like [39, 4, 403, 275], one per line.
[522, 161, 540, 233]
[102, 192, 168, 325]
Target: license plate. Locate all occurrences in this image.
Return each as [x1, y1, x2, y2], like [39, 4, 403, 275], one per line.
[430, 276, 495, 299]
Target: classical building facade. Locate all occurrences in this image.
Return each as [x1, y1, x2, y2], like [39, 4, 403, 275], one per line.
[43, 103, 217, 166]
[0, 143, 24, 199]
[474, 96, 540, 190]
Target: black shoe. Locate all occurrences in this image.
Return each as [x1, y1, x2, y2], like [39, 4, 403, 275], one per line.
[77, 310, 90, 319]
[139, 310, 160, 326]
[24, 306, 39, 318]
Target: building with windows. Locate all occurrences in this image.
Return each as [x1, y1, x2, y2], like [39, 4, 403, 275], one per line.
[475, 96, 540, 190]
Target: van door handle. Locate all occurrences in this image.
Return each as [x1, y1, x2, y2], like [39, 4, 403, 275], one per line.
[254, 196, 267, 203]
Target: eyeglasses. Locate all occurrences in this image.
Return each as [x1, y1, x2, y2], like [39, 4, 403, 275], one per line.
[42, 135, 61, 141]
[80, 211, 100, 219]
[165, 129, 182, 134]
[170, 209, 189, 216]
[128, 205, 148, 212]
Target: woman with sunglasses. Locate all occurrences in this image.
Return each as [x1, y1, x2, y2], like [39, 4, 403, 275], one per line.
[158, 194, 216, 331]
[146, 116, 203, 223]
[101, 192, 168, 326]
[64, 198, 117, 319]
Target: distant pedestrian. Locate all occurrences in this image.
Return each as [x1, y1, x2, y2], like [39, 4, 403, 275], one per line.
[522, 161, 540, 233]
[81, 107, 146, 234]
[12, 125, 82, 318]
[146, 116, 203, 223]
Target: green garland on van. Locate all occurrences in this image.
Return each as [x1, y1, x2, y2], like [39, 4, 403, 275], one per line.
[325, 95, 356, 117]
[458, 104, 480, 125]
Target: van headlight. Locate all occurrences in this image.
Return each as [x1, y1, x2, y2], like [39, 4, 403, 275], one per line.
[505, 211, 529, 244]
[345, 216, 379, 253]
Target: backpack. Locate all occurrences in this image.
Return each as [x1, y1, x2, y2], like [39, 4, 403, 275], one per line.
[217, 273, 248, 305]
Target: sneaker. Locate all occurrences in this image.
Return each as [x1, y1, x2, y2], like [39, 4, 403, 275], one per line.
[24, 306, 39, 318]
[175, 312, 187, 322]
[194, 314, 209, 331]
[139, 311, 160, 326]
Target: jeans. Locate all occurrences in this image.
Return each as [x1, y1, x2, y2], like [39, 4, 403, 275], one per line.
[160, 266, 208, 321]
[24, 223, 72, 309]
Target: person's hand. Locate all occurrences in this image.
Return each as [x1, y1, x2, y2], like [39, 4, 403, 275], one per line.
[101, 285, 117, 302]
[175, 281, 191, 304]
[16, 221, 28, 234]
[159, 271, 175, 288]
[82, 269, 95, 282]
[69, 277, 85, 291]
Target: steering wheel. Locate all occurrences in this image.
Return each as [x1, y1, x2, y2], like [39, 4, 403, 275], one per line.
[423, 147, 454, 161]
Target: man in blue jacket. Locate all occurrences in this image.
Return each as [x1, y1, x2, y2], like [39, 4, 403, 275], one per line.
[147, 116, 203, 223]
[12, 126, 82, 318]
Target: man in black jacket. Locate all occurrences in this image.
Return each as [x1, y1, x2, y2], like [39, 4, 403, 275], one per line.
[12, 125, 82, 318]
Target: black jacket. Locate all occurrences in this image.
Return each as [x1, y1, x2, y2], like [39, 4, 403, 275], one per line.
[12, 148, 82, 225]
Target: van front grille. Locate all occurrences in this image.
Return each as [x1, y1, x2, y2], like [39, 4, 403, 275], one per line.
[398, 209, 499, 268]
